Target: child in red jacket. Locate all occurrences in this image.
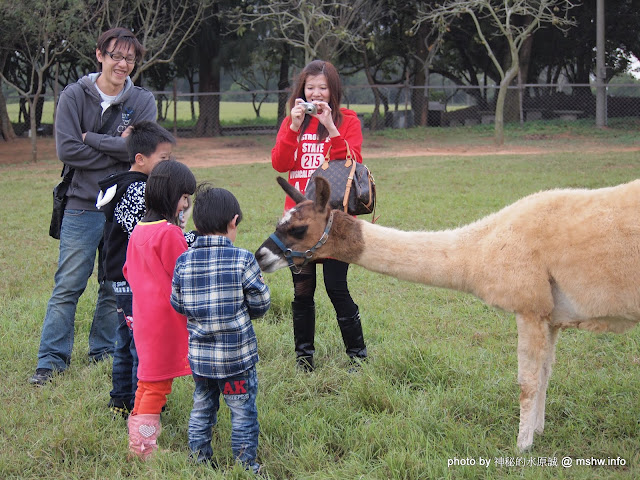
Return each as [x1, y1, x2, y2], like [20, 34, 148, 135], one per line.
[123, 159, 196, 459]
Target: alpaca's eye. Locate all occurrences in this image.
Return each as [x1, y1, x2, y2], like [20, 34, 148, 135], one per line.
[289, 226, 308, 239]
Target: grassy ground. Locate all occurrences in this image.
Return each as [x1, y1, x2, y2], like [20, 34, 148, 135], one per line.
[1, 130, 639, 479]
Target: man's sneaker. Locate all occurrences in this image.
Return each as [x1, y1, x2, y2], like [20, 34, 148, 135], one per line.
[28, 368, 54, 386]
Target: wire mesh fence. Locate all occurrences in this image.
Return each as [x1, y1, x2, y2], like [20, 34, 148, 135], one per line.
[6, 82, 640, 138]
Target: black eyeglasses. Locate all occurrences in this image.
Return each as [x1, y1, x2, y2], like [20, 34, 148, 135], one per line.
[105, 51, 136, 65]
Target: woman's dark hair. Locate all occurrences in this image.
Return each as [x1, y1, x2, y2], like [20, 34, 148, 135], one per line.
[193, 183, 243, 235]
[144, 160, 196, 224]
[289, 60, 343, 142]
[96, 27, 145, 64]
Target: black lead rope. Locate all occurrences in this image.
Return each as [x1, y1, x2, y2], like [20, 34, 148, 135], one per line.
[269, 210, 335, 274]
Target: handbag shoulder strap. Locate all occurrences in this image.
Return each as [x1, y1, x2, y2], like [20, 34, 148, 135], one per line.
[98, 104, 122, 134]
[342, 157, 358, 212]
[344, 140, 353, 161]
[324, 144, 332, 162]
[325, 141, 353, 160]
[59, 164, 75, 181]
[322, 139, 353, 167]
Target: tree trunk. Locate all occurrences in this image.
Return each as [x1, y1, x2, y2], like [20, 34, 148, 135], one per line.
[186, 71, 196, 120]
[194, 8, 222, 137]
[0, 90, 17, 141]
[494, 64, 519, 146]
[516, 29, 534, 121]
[501, 38, 519, 124]
[519, 28, 533, 85]
[503, 81, 520, 123]
[277, 43, 291, 126]
[28, 94, 39, 161]
[0, 52, 16, 141]
[411, 69, 427, 127]
[363, 49, 383, 131]
[195, 69, 221, 137]
[504, 18, 535, 124]
[411, 30, 429, 127]
[30, 68, 47, 160]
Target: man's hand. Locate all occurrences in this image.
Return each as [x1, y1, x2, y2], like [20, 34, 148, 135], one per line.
[121, 125, 134, 138]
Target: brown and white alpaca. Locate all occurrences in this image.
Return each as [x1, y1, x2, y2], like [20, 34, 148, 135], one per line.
[256, 175, 640, 451]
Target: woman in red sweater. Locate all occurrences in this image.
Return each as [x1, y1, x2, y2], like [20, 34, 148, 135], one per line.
[271, 60, 367, 372]
[123, 159, 196, 459]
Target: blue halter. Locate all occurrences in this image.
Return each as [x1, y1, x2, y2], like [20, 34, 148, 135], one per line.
[269, 210, 335, 274]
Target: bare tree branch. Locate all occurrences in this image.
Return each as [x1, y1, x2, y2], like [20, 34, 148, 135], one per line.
[0, 0, 105, 156]
[227, 0, 385, 64]
[414, 0, 579, 144]
[86, 0, 214, 82]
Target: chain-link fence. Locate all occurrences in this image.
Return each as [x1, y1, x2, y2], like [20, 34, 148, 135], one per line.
[361, 83, 640, 128]
[6, 83, 640, 138]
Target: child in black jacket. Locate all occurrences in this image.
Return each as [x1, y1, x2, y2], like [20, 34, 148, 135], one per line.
[97, 121, 176, 416]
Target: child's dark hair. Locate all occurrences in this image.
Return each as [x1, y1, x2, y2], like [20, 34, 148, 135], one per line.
[126, 121, 176, 164]
[193, 183, 243, 234]
[144, 160, 196, 224]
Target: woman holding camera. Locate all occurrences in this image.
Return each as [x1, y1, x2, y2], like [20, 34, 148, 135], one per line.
[271, 59, 367, 372]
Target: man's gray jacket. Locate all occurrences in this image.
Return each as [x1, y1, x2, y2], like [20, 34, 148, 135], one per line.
[55, 73, 157, 211]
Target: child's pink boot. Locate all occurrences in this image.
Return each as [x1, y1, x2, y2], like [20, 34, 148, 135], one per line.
[127, 413, 162, 460]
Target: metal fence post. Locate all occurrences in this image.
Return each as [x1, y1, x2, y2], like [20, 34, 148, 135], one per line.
[595, 0, 607, 127]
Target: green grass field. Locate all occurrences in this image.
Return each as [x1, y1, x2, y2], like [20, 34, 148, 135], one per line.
[1, 129, 639, 479]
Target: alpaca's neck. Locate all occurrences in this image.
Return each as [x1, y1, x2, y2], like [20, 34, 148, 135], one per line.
[352, 221, 473, 293]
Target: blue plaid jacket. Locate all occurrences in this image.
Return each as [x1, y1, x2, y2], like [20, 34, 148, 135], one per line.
[171, 235, 270, 378]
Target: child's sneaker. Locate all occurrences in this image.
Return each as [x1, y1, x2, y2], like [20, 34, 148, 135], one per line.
[109, 404, 130, 419]
[243, 461, 264, 476]
[253, 463, 265, 476]
[108, 398, 133, 419]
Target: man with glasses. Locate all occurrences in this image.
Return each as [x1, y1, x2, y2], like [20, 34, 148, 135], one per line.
[29, 27, 157, 386]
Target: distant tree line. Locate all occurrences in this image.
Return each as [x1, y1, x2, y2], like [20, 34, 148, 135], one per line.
[1, 0, 639, 143]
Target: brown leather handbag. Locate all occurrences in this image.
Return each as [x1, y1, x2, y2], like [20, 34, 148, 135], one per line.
[305, 142, 376, 216]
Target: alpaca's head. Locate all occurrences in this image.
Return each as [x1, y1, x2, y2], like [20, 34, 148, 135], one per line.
[256, 176, 357, 273]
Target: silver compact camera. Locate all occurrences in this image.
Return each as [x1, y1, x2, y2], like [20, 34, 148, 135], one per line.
[300, 102, 317, 115]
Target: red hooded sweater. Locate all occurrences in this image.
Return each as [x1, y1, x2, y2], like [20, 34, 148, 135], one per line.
[123, 220, 191, 381]
[271, 108, 363, 211]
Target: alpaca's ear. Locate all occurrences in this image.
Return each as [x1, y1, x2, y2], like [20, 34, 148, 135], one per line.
[314, 176, 331, 211]
[277, 176, 305, 204]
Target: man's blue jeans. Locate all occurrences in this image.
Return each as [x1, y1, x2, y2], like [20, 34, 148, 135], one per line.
[189, 366, 260, 472]
[36, 209, 118, 371]
[109, 283, 138, 409]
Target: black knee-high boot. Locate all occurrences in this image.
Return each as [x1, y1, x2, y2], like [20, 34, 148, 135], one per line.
[337, 308, 367, 361]
[292, 300, 315, 371]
